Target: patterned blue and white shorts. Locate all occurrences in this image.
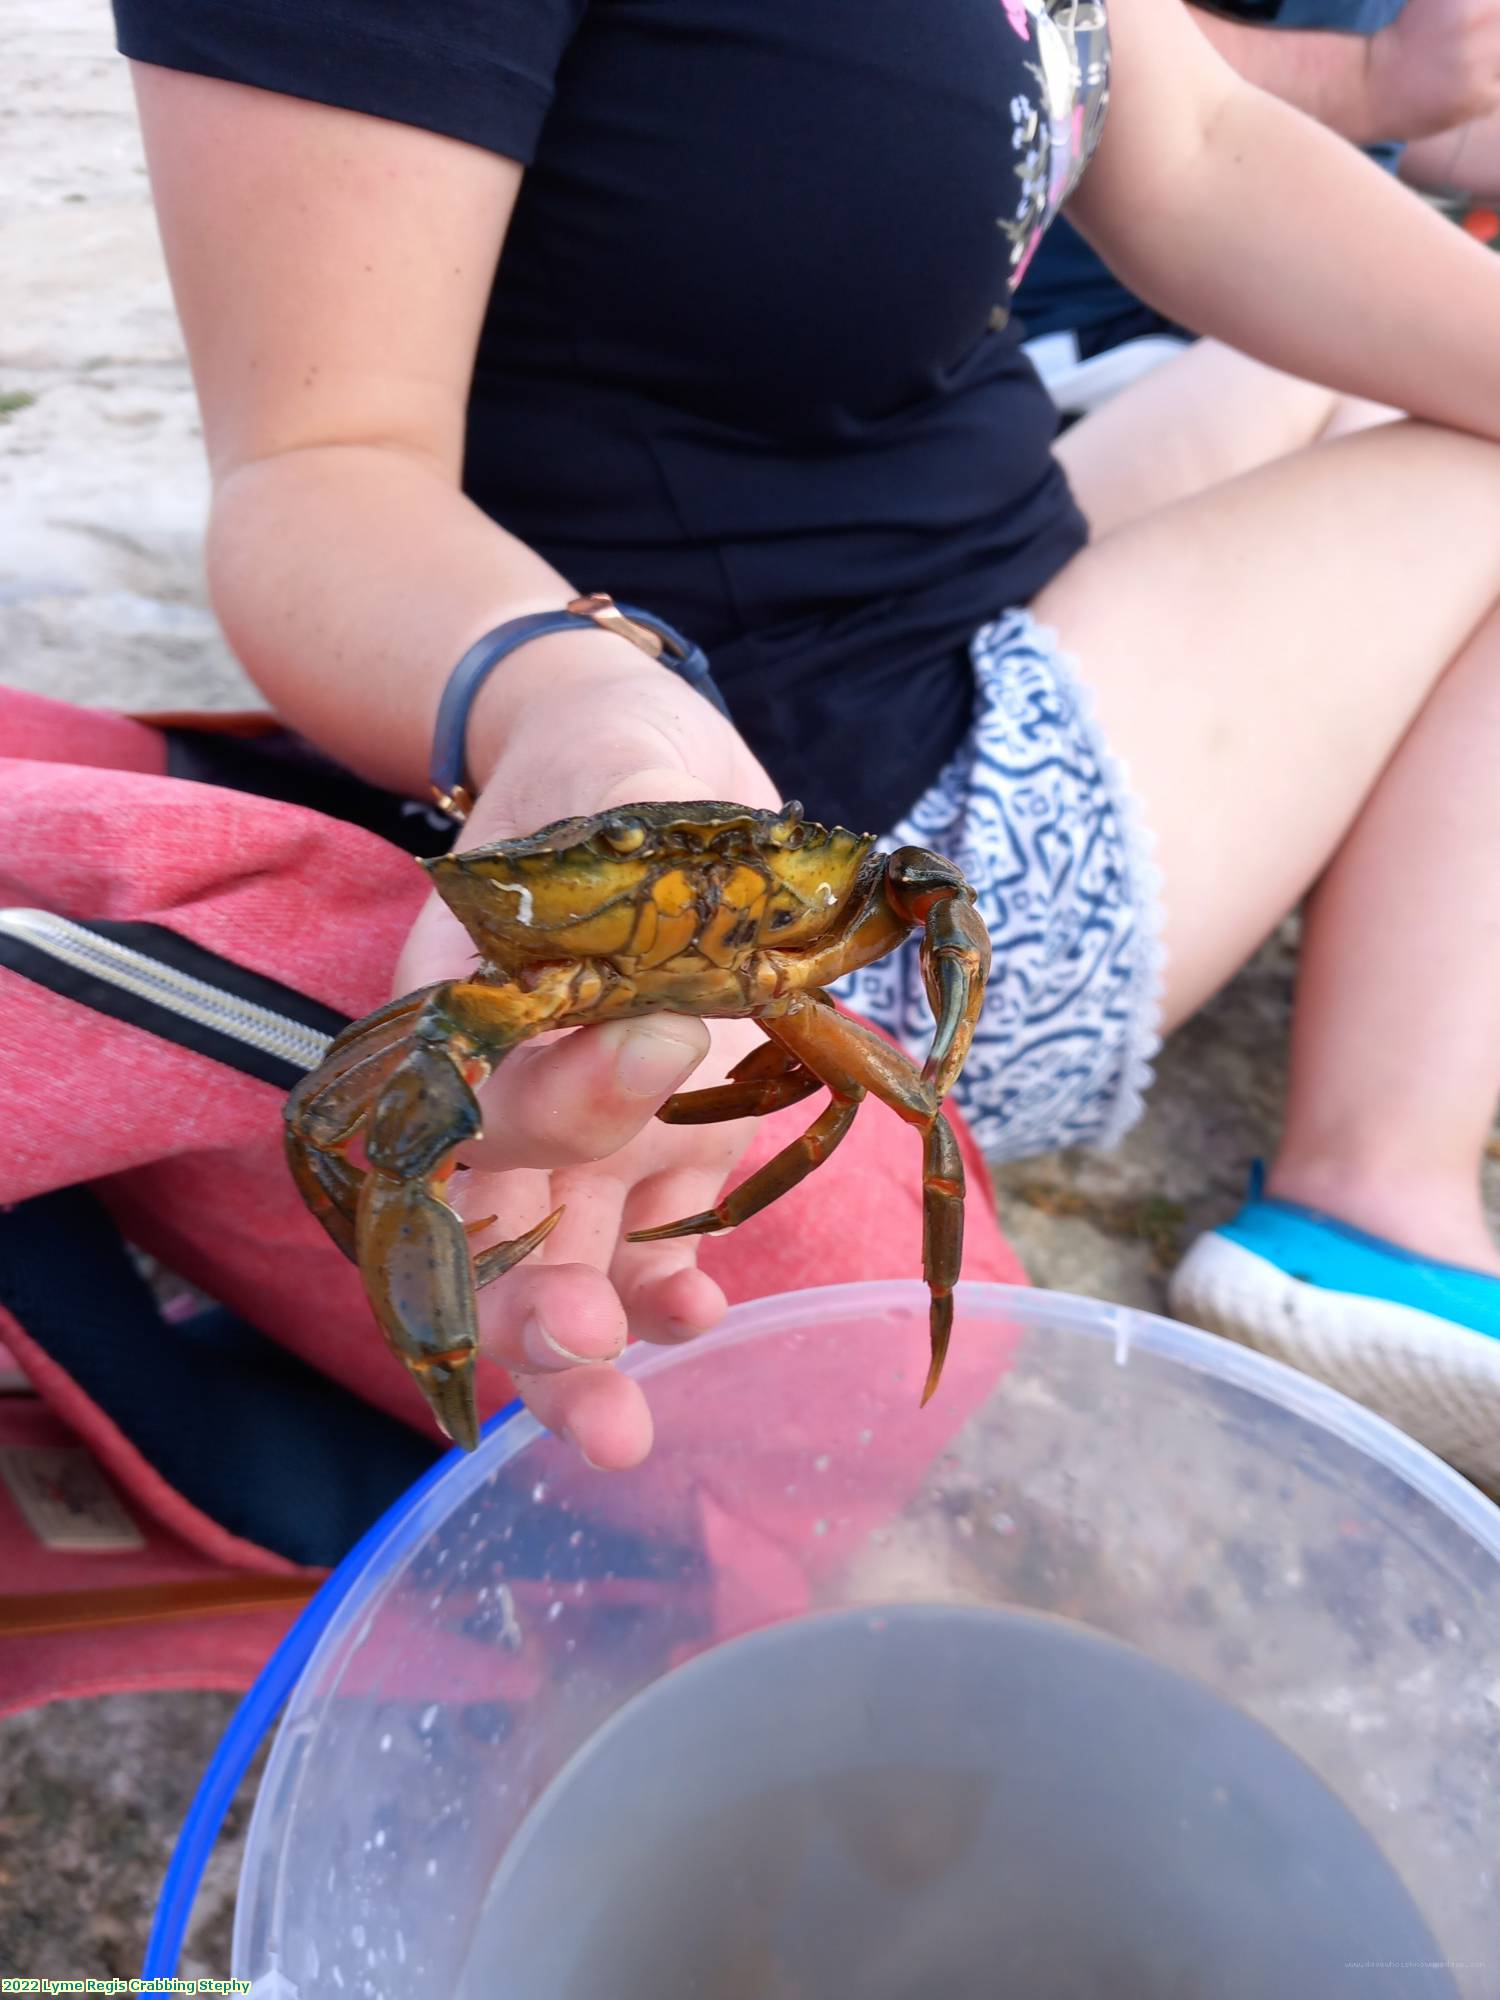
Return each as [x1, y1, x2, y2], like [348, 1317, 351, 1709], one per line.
[832, 608, 1165, 1162]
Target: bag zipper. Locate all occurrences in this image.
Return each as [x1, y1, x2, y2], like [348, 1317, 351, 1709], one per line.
[0, 907, 334, 1074]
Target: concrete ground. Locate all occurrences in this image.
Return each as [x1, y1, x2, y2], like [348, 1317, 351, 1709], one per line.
[3, 0, 1498, 1984]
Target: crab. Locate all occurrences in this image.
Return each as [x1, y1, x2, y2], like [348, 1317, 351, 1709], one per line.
[284, 800, 991, 1450]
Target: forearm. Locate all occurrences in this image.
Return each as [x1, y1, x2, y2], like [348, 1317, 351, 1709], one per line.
[1071, 80, 1500, 439]
[208, 445, 635, 798]
[1401, 105, 1500, 195]
[1188, 7, 1385, 142]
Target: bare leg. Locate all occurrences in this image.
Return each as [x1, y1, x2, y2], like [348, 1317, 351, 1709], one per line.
[1056, 336, 1398, 540]
[1030, 417, 1500, 1268]
[1268, 625, 1500, 1271]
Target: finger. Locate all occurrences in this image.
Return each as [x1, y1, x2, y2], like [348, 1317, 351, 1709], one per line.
[612, 1164, 736, 1345]
[512, 1363, 655, 1471]
[474, 1257, 628, 1374]
[448, 1163, 552, 1238]
[534, 1165, 627, 1269]
[458, 1182, 654, 1467]
[456, 1161, 629, 1281]
[461, 1014, 710, 1173]
[625, 1261, 730, 1347]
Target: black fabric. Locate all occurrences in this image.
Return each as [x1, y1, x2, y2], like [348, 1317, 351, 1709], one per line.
[0, 1192, 699, 1576]
[113, 0, 1090, 838]
[0, 919, 348, 1092]
[164, 725, 459, 859]
[113, 0, 584, 165]
[0, 1188, 444, 1567]
[1074, 302, 1192, 362]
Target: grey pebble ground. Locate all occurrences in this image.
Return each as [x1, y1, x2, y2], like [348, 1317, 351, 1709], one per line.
[3, 0, 1498, 1981]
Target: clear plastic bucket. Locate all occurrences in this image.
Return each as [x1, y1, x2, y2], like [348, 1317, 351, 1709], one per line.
[232, 1282, 1500, 1998]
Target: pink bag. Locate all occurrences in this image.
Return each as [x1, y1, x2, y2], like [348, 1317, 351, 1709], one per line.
[0, 686, 1027, 1717]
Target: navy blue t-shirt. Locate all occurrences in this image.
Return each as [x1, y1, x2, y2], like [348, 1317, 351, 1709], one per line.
[114, 0, 1111, 836]
[1016, 0, 1405, 343]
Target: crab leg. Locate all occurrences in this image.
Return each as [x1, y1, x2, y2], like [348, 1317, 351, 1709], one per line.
[770, 847, 990, 1098]
[654, 1033, 825, 1125]
[770, 1001, 964, 1404]
[285, 1142, 367, 1263]
[630, 996, 965, 1403]
[357, 1164, 563, 1450]
[283, 989, 437, 1259]
[288, 987, 443, 1145]
[916, 890, 991, 1095]
[630, 1076, 865, 1239]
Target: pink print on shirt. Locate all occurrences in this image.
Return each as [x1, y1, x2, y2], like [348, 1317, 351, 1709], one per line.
[1000, 0, 1031, 41]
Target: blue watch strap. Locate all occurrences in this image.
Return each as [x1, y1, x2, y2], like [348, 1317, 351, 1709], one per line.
[428, 595, 729, 820]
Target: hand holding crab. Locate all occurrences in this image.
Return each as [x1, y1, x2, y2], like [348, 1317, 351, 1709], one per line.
[286, 797, 990, 1453]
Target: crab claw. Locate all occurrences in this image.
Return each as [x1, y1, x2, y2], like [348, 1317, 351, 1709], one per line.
[919, 895, 991, 1098]
[357, 1177, 485, 1449]
[356, 1037, 573, 1448]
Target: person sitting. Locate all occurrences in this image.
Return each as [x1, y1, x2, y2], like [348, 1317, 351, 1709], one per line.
[114, 0, 1500, 1486]
[1016, 0, 1500, 424]
[1008, 0, 1500, 535]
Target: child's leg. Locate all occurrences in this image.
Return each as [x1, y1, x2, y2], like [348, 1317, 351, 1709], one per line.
[1029, 417, 1500, 1260]
[1056, 335, 1397, 541]
[1268, 613, 1500, 1272]
[1029, 415, 1500, 1475]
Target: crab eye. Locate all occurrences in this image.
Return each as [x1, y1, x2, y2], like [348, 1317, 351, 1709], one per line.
[600, 820, 646, 855]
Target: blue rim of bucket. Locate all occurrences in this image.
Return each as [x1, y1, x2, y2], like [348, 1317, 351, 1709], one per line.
[142, 1397, 524, 1979]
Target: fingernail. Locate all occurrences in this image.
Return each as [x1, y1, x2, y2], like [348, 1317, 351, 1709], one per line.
[522, 1312, 619, 1369]
[608, 1024, 700, 1100]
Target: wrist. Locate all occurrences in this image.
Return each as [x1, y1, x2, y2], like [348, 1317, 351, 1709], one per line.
[1360, 28, 1405, 143]
[435, 595, 727, 813]
[463, 626, 649, 794]
[1361, 29, 1484, 142]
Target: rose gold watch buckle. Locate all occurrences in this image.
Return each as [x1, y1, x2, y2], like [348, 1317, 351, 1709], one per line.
[566, 592, 667, 662]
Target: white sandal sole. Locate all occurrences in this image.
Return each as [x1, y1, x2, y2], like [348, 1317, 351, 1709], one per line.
[1167, 1233, 1500, 1493]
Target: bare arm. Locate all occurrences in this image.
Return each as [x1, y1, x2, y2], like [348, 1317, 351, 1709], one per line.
[1190, 0, 1500, 145]
[1400, 103, 1500, 195]
[132, 62, 775, 1470]
[1067, 0, 1500, 441]
[131, 65, 644, 801]
[1186, 8, 1386, 141]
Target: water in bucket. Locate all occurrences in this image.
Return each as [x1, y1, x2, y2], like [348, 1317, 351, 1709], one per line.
[463, 1604, 1454, 1999]
[232, 1285, 1500, 1998]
